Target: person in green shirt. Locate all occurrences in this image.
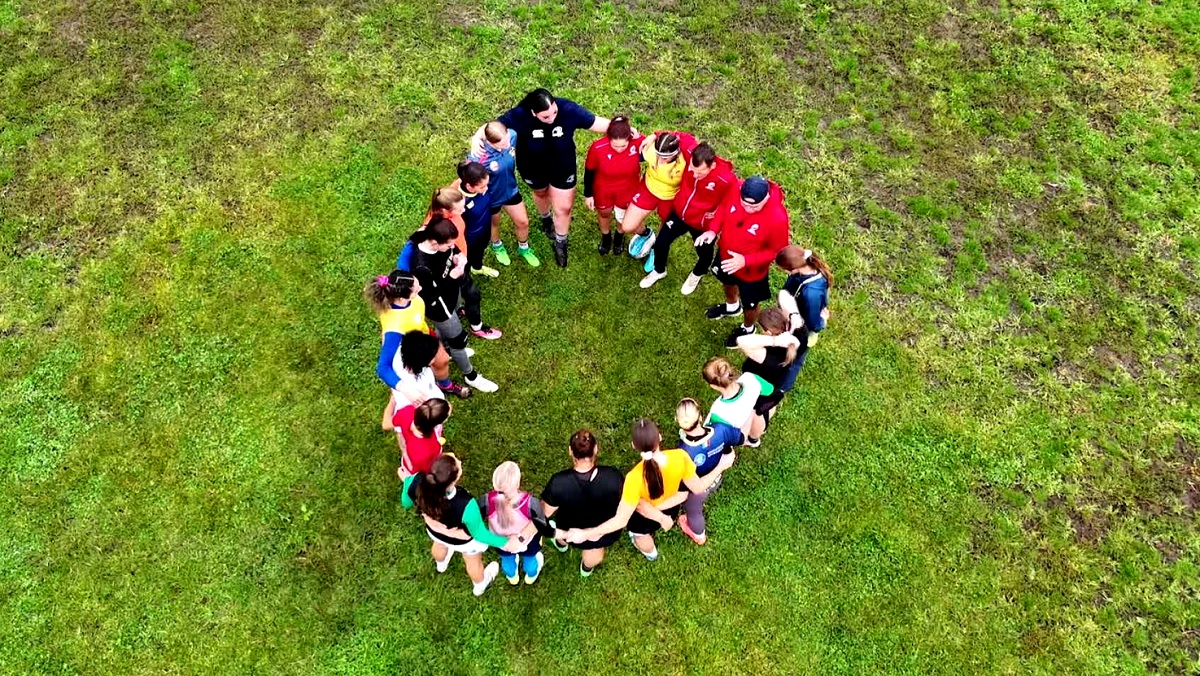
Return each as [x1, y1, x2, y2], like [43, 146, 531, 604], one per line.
[400, 454, 523, 596]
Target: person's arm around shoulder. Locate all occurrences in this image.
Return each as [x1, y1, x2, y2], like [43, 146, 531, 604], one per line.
[682, 452, 736, 495]
[462, 497, 522, 551]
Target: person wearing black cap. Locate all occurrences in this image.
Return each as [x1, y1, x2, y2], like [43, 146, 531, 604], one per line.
[695, 175, 791, 346]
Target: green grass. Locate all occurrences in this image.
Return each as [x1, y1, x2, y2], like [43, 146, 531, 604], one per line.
[2, 0, 1198, 673]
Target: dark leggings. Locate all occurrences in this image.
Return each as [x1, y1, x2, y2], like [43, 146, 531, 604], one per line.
[652, 212, 714, 275]
[466, 234, 489, 271]
[461, 271, 482, 327]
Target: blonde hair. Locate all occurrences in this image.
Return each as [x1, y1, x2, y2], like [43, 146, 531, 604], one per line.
[484, 121, 508, 144]
[491, 461, 522, 532]
[702, 356, 739, 388]
[676, 398, 702, 431]
[424, 184, 464, 225]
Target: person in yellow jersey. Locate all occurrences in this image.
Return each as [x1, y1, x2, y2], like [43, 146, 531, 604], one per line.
[621, 131, 699, 268]
[365, 270, 471, 439]
[565, 418, 735, 561]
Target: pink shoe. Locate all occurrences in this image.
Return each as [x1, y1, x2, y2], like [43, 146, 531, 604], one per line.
[470, 325, 503, 340]
[679, 514, 707, 546]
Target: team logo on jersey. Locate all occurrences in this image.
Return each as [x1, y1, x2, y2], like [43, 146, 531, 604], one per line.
[607, 153, 612, 160]
[565, 174, 575, 185]
[489, 161, 500, 172]
[694, 453, 706, 466]
[467, 200, 475, 209]
[706, 182, 716, 190]
[532, 129, 545, 138]
[748, 223, 760, 236]
[552, 126, 564, 137]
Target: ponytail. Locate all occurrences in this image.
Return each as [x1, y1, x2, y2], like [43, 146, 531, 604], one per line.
[364, 270, 416, 313]
[702, 356, 739, 388]
[808, 251, 834, 287]
[424, 186, 464, 224]
[491, 461, 522, 532]
[416, 455, 459, 520]
[413, 399, 450, 437]
[631, 418, 664, 500]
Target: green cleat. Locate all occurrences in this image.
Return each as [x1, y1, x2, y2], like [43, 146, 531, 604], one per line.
[491, 241, 511, 266]
[518, 245, 541, 268]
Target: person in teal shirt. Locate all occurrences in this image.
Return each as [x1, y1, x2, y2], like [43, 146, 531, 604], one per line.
[401, 454, 522, 596]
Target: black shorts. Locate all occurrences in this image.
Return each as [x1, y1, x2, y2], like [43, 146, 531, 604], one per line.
[571, 529, 623, 550]
[754, 390, 786, 416]
[626, 503, 684, 536]
[519, 162, 578, 191]
[488, 191, 524, 214]
[712, 269, 771, 310]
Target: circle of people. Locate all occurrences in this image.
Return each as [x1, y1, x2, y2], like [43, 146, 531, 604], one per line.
[363, 88, 835, 595]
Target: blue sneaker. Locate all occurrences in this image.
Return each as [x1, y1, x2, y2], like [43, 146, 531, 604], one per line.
[643, 250, 656, 273]
[628, 228, 656, 259]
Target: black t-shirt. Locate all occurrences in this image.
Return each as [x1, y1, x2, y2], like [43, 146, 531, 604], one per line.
[742, 345, 791, 389]
[407, 475, 476, 545]
[540, 465, 623, 530]
[497, 98, 596, 172]
[409, 245, 460, 322]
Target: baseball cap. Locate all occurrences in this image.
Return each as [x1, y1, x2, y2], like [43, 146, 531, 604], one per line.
[740, 176, 769, 203]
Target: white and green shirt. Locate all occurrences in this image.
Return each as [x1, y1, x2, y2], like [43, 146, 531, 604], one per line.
[707, 373, 773, 432]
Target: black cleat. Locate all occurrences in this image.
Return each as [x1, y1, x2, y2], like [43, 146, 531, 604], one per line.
[705, 303, 743, 320]
[598, 232, 613, 255]
[612, 233, 626, 256]
[552, 238, 569, 268]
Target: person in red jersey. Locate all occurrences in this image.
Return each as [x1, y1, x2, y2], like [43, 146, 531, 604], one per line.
[638, 142, 737, 294]
[695, 175, 791, 347]
[583, 115, 645, 255]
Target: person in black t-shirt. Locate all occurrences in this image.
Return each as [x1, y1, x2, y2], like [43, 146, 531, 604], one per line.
[471, 88, 613, 268]
[540, 429, 625, 577]
[731, 306, 806, 445]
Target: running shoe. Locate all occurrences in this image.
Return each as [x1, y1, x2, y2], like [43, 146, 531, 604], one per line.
[725, 324, 755, 347]
[745, 436, 762, 448]
[598, 232, 613, 255]
[524, 552, 544, 584]
[679, 513, 708, 546]
[681, 273, 703, 296]
[438, 381, 472, 399]
[612, 233, 626, 256]
[470, 325, 502, 340]
[491, 242, 511, 266]
[435, 551, 454, 574]
[705, 303, 742, 320]
[465, 372, 499, 392]
[627, 228, 656, 259]
[466, 347, 475, 358]
[552, 238, 568, 268]
[518, 245, 541, 267]
[580, 563, 594, 578]
[505, 558, 520, 585]
[471, 265, 500, 278]
[550, 538, 569, 553]
[639, 270, 667, 289]
[473, 561, 499, 596]
[643, 250, 656, 273]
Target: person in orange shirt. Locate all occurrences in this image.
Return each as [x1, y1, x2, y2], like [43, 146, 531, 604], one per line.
[565, 418, 735, 561]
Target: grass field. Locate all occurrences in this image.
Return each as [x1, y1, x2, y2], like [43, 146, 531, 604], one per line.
[2, 0, 1198, 673]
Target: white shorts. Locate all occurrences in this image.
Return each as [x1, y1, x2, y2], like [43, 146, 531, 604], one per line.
[428, 530, 488, 554]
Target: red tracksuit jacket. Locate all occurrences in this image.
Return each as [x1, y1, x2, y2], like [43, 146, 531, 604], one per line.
[672, 156, 738, 228]
[707, 180, 791, 282]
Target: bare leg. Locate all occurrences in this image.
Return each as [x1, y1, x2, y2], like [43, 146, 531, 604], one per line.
[532, 187, 551, 219]
[619, 203, 652, 236]
[549, 186, 575, 236]
[597, 207, 614, 235]
[504, 202, 530, 242]
[723, 284, 739, 304]
[632, 534, 656, 554]
[749, 414, 767, 440]
[743, 306, 760, 331]
[463, 553, 485, 583]
[431, 541, 449, 565]
[581, 548, 606, 569]
[490, 211, 502, 244]
[432, 343, 451, 382]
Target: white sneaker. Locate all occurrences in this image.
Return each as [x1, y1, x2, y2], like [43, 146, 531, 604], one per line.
[471, 266, 500, 278]
[435, 551, 454, 573]
[465, 372, 499, 393]
[465, 347, 475, 358]
[639, 270, 667, 289]
[681, 273, 702, 296]
[629, 532, 658, 561]
[473, 561, 499, 596]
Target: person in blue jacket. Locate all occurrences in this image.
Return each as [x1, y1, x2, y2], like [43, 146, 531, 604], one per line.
[469, 121, 541, 269]
[774, 245, 833, 390]
[673, 398, 744, 546]
[456, 161, 499, 279]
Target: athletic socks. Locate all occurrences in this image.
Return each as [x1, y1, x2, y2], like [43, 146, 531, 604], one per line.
[436, 378, 452, 389]
[725, 302, 739, 312]
[518, 240, 530, 250]
[554, 233, 567, 243]
[580, 563, 595, 578]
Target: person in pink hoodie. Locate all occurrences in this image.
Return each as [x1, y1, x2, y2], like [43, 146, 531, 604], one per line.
[695, 175, 791, 347]
[639, 142, 739, 295]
